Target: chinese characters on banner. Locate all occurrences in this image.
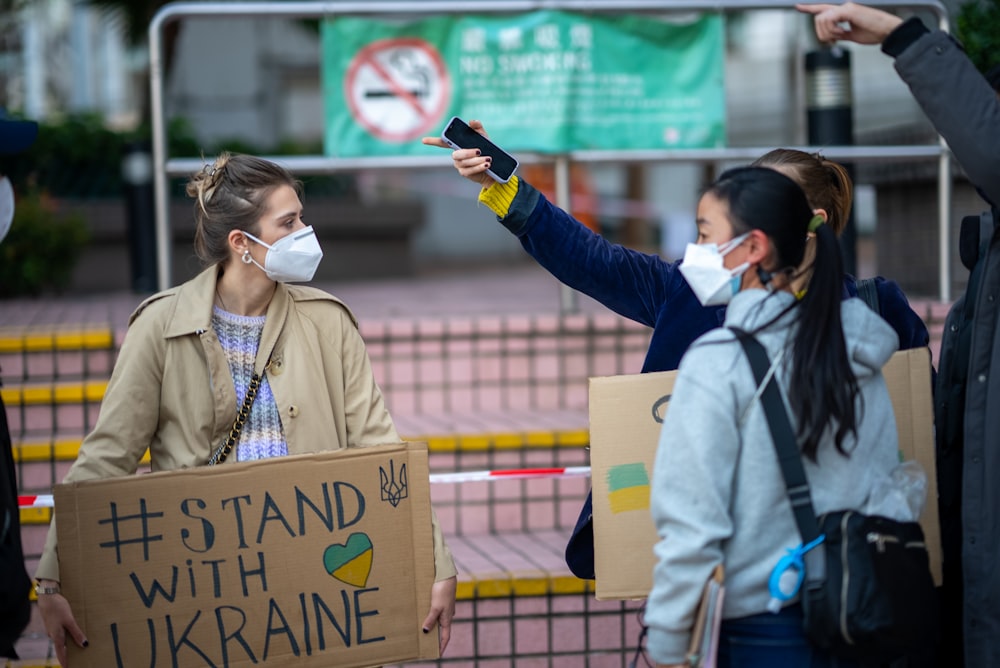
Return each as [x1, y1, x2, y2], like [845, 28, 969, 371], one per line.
[321, 11, 725, 155]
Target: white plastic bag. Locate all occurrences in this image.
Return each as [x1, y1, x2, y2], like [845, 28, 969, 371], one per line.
[864, 460, 927, 522]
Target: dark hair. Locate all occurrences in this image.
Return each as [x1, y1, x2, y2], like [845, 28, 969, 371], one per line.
[185, 152, 302, 267]
[752, 148, 853, 236]
[706, 166, 859, 459]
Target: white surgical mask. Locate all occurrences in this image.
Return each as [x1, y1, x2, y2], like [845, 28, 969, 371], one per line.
[0, 176, 14, 245]
[678, 233, 751, 306]
[243, 226, 323, 283]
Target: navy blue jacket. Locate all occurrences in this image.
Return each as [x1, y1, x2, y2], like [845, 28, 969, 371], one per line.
[499, 179, 929, 374]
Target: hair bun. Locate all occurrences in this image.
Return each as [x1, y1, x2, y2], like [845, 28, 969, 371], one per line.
[185, 152, 231, 209]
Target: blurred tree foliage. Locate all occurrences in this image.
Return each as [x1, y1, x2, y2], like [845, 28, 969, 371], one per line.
[0, 114, 355, 200]
[0, 112, 354, 295]
[956, 0, 1000, 74]
[0, 189, 90, 296]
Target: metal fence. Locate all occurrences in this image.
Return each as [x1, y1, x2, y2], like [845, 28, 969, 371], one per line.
[149, 0, 954, 302]
[366, 314, 649, 416]
[393, 597, 647, 667]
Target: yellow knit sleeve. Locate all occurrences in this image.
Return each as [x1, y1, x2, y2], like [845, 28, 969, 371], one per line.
[477, 175, 520, 217]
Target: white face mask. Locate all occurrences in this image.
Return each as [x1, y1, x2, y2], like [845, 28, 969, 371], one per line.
[242, 226, 323, 283]
[678, 233, 751, 306]
[0, 176, 14, 245]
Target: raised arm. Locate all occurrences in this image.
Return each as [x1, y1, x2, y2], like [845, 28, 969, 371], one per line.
[423, 121, 688, 327]
[798, 2, 1000, 206]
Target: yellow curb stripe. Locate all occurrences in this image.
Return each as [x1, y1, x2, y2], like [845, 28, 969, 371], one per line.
[1, 381, 109, 406]
[20, 432, 589, 462]
[451, 573, 591, 600]
[490, 433, 530, 449]
[13, 440, 151, 464]
[0, 328, 114, 353]
[12, 440, 83, 462]
[474, 576, 513, 598]
[509, 574, 550, 597]
[555, 430, 589, 447]
[550, 575, 594, 595]
[455, 579, 476, 601]
[19, 507, 52, 525]
[524, 431, 556, 447]
[409, 430, 589, 452]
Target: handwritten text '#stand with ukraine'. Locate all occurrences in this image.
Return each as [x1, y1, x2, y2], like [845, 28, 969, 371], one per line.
[54, 443, 437, 668]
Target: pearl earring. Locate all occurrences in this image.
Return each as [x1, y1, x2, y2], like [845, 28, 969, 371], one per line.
[242, 250, 253, 264]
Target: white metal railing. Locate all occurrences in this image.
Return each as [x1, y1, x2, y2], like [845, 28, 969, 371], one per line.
[150, 0, 952, 299]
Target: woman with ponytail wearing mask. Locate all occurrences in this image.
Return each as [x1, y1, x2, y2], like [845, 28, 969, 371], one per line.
[423, 125, 928, 581]
[644, 167, 899, 668]
[34, 152, 458, 667]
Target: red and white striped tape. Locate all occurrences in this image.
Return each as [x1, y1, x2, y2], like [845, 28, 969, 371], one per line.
[17, 494, 52, 509]
[17, 466, 592, 509]
[426, 466, 591, 484]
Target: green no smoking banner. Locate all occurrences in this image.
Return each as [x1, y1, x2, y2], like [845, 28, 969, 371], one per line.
[321, 11, 725, 156]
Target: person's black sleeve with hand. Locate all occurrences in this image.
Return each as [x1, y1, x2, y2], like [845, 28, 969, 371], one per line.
[886, 19, 1000, 206]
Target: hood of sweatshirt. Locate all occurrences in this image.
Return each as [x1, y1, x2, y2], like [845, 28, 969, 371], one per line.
[723, 288, 900, 380]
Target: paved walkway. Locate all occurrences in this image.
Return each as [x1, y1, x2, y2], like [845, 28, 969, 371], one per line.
[0, 263, 612, 330]
[4, 261, 951, 667]
[0, 260, 953, 370]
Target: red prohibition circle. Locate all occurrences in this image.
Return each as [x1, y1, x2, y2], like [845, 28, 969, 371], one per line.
[344, 37, 452, 143]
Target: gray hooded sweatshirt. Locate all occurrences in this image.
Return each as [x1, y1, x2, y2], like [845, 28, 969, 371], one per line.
[644, 288, 901, 664]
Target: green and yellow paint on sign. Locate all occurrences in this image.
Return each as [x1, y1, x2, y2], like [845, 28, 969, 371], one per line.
[606, 462, 650, 514]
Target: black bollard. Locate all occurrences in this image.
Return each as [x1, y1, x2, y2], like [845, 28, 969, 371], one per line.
[806, 47, 857, 277]
[122, 140, 157, 293]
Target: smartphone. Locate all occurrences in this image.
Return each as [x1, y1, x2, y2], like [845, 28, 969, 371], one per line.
[440, 116, 519, 184]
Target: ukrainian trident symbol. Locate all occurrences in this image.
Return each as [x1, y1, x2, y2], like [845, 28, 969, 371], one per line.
[379, 459, 408, 508]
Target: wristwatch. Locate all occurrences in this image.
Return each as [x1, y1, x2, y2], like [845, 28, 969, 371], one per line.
[34, 582, 60, 596]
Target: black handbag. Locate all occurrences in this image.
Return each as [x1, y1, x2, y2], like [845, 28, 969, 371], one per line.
[734, 329, 939, 663]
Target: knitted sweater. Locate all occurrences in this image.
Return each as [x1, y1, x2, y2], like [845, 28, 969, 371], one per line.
[212, 307, 287, 461]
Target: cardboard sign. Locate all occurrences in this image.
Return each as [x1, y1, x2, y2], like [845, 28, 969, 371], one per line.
[54, 443, 438, 667]
[589, 347, 941, 600]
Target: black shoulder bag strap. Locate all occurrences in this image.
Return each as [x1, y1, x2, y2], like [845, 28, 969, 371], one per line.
[856, 277, 880, 315]
[730, 327, 826, 590]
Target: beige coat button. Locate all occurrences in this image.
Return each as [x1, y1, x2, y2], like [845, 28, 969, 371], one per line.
[288, 405, 299, 417]
[269, 358, 284, 376]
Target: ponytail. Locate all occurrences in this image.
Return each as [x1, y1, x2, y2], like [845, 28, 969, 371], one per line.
[818, 158, 853, 236]
[791, 221, 859, 459]
[706, 167, 861, 459]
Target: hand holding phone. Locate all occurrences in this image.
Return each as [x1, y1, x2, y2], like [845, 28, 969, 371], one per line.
[439, 117, 519, 184]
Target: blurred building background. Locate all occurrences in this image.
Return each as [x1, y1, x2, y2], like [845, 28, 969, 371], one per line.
[0, 0, 986, 298]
